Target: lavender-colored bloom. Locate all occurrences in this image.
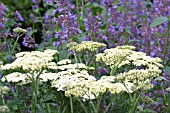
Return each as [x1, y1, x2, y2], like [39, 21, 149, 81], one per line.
[22, 28, 38, 48]
[14, 10, 24, 21]
[83, 35, 93, 41]
[44, 0, 53, 4]
[84, 15, 101, 34]
[53, 41, 61, 47]
[29, 13, 37, 22]
[32, 0, 40, 3]
[32, 5, 39, 10]
[155, 102, 160, 106]
[98, 67, 109, 76]
[0, 3, 8, 30]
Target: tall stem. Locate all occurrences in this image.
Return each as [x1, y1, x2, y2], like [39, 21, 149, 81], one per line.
[11, 33, 24, 52]
[76, 0, 81, 29]
[163, 20, 170, 65]
[32, 72, 40, 113]
[70, 97, 74, 113]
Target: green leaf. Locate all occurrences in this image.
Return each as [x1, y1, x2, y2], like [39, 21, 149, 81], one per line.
[165, 66, 170, 76]
[129, 40, 142, 43]
[46, 9, 55, 16]
[150, 16, 168, 27]
[125, 27, 131, 34]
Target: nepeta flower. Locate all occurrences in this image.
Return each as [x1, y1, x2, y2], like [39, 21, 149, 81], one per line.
[22, 27, 38, 48]
[0, 3, 9, 39]
[44, 0, 54, 4]
[84, 15, 101, 34]
[14, 10, 24, 21]
[32, 0, 40, 3]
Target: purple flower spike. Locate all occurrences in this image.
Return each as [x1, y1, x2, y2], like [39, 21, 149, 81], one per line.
[14, 10, 24, 21]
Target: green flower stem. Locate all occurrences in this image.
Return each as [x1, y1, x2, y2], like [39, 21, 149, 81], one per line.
[32, 72, 41, 113]
[32, 22, 37, 50]
[163, 20, 170, 65]
[76, 0, 81, 29]
[90, 99, 97, 113]
[96, 93, 103, 112]
[11, 33, 24, 52]
[73, 50, 78, 64]
[129, 92, 142, 113]
[70, 97, 74, 113]
[39, 11, 45, 30]
[77, 98, 88, 113]
[103, 102, 112, 113]
[0, 94, 5, 105]
[4, 77, 21, 112]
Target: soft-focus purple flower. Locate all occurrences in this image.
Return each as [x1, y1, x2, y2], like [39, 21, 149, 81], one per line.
[98, 67, 109, 76]
[32, 5, 39, 10]
[14, 10, 24, 21]
[84, 15, 101, 34]
[53, 41, 61, 47]
[29, 13, 37, 22]
[0, 3, 8, 31]
[44, 0, 53, 4]
[22, 28, 38, 48]
[83, 35, 93, 41]
[32, 0, 40, 3]
[152, 81, 158, 86]
[155, 102, 160, 106]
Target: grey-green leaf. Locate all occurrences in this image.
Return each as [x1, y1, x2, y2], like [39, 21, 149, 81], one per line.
[150, 16, 168, 27]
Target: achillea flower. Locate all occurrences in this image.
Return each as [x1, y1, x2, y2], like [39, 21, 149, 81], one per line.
[51, 69, 96, 91]
[68, 41, 107, 52]
[65, 81, 129, 99]
[57, 63, 94, 70]
[1, 49, 58, 71]
[96, 45, 163, 69]
[57, 59, 72, 65]
[1, 72, 31, 85]
[13, 27, 27, 33]
[0, 105, 10, 113]
[115, 69, 161, 82]
[96, 45, 134, 68]
[0, 86, 9, 94]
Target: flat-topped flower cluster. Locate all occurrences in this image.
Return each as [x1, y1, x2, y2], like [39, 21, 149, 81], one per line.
[68, 41, 107, 52]
[0, 42, 163, 100]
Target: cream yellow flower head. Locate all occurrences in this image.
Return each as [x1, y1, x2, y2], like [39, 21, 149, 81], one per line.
[68, 41, 106, 52]
[57, 59, 72, 65]
[65, 79, 131, 100]
[0, 105, 10, 113]
[96, 46, 133, 67]
[51, 69, 96, 91]
[1, 49, 58, 71]
[0, 86, 10, 94]
[13, 27, 27, 33]
[96, 45, 163, 70]
[1, 72, 31, 85]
